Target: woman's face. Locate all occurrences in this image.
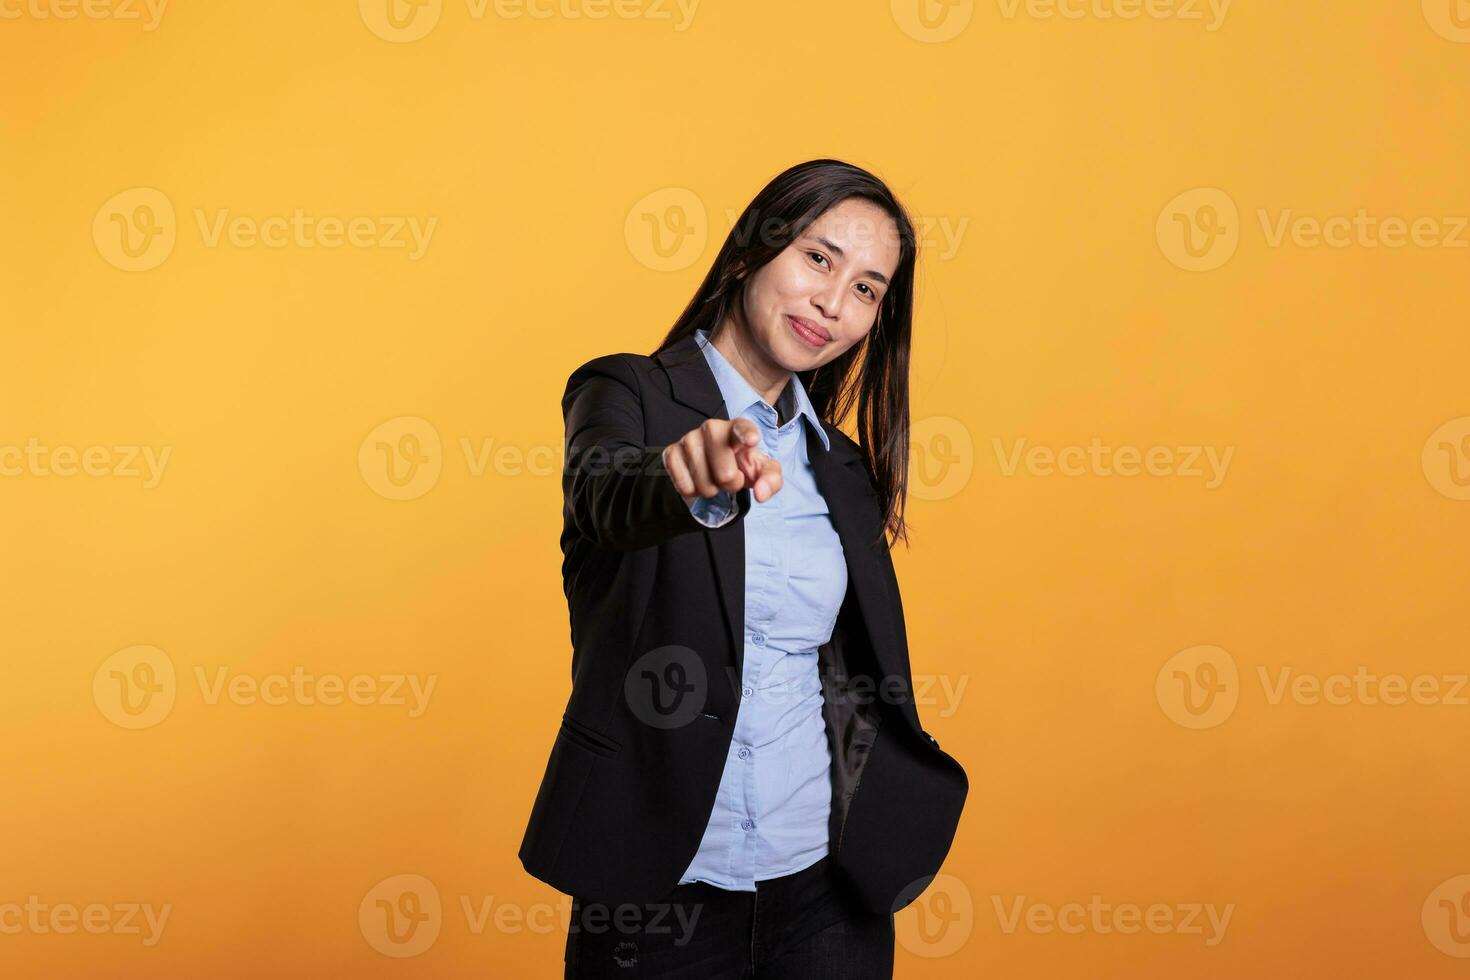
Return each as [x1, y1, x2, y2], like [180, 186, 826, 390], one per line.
[736, 197, 902, 373]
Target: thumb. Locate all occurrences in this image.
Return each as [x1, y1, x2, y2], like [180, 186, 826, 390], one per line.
[735, 444, 762, 485]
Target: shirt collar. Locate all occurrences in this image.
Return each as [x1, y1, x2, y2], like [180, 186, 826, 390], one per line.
[694, 328, 831, 452]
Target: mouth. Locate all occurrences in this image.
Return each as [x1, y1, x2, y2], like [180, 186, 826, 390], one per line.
[786, 315, 831, 348]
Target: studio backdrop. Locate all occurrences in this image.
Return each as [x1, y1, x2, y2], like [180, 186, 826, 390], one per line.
[4, 2, 1469, 977]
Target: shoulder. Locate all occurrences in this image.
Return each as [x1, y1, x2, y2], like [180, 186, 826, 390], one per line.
[563, 351, 658, 394]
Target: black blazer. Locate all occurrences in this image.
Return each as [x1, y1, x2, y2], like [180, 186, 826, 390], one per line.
[518, 330, 968, 915]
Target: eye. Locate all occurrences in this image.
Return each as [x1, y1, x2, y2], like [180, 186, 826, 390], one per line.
[807, 251, 829, 268]
[856, 283, 874, 298]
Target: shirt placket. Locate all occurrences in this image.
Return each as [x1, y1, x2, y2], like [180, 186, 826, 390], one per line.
[730, 403, 793, 882]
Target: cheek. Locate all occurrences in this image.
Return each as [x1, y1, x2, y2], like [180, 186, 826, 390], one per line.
[748, 268, 793, 312]
[769, 257, 815, 300]
[840, 319, 879, 354]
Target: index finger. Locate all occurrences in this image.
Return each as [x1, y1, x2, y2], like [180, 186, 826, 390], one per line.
[728, 417, 759, 450]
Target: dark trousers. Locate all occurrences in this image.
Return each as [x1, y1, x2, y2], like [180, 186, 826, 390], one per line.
[563, 856, 894, 978]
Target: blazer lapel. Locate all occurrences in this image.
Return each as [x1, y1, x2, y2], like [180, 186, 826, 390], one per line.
[807, 424, 915, 731]
[654, 333, 910, 724]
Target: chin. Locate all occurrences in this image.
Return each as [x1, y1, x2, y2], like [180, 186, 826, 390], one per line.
[770, 326, 816, 363]
[779, 342, 821, 371]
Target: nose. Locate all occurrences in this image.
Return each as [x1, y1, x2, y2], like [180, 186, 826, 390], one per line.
[811, 282, 845, 323]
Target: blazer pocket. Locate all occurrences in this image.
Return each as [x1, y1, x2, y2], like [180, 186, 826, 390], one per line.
[558, 713, 622, 758]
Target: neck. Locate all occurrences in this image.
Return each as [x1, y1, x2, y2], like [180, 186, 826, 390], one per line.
[710, 313, 789, 409]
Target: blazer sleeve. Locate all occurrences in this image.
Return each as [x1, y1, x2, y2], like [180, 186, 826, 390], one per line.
[563, 354, 750, 550]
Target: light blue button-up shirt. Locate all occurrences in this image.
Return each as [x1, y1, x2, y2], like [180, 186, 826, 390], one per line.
[676, 327, 849, 890]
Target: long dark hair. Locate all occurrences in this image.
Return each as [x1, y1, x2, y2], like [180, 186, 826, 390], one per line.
[653, 159, 918, 549]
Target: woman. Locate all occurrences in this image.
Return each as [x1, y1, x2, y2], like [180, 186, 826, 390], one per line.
[520, 159, 968, 978]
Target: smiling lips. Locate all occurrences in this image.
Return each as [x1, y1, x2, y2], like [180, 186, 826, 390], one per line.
[786, 315, 831, 347]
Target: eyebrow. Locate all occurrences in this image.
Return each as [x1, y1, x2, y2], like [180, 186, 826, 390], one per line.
[808, 235, 891, 287]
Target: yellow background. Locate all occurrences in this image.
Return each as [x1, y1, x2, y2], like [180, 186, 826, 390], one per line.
[4, 0, 1470, 976]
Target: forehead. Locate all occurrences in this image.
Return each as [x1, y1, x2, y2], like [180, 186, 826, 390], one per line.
[799, 199, 901, 277]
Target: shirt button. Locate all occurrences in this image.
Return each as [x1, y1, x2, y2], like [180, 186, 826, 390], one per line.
[751, 632, 765, 646]
[741, 819, 755, 831]
[742, 686, 753, 699]
[737, 747, 751, 760]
